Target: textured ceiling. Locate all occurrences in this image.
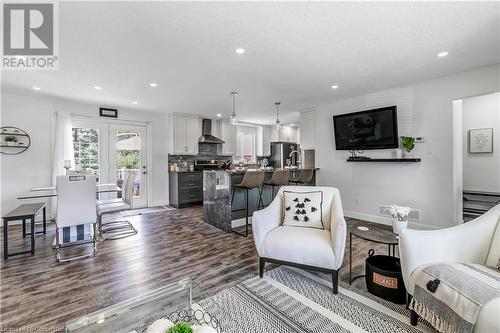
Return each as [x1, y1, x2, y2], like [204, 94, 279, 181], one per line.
[2, 1, 499, 124]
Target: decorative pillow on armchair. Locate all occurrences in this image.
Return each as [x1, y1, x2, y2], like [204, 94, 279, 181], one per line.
[282, 191, 324, 229]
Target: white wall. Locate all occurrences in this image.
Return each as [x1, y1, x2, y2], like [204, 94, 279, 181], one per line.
[315, 64, 500, 229]
[462, 92, 500, 192]
[0, 88, 170, 218]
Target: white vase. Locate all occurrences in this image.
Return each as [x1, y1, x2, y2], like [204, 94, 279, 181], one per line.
[392, 219, 408, 234]
[402, 150, 413, 158]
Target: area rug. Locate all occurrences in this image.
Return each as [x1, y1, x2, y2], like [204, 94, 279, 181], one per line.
[121, 205, 176, 217]
[199, 266, 435, 333]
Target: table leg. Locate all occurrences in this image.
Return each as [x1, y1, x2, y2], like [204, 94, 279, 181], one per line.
[22, 219, 26, 238]
[3, 219, 8, 260]
[30, 217, 35, 255]
[42, 206, 47, 235]
[349, 232, 352, 284]
[387, 244, 391, 256]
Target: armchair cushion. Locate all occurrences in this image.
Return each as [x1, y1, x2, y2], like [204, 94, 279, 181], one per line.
[259, 226, 336, 270]
[282, 190, 324, 229]
[486, 218, 500, 268]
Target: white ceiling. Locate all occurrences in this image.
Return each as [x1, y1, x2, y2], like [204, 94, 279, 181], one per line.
[2, 1, 499, 124]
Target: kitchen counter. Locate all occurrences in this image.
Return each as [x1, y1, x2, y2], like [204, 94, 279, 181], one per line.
[202, 168, 320, 233]
[227, 167, 320, 175]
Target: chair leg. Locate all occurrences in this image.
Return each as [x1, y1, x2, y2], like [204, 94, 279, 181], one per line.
[93, 223, 98, 254]
[410, 310, 419, 326]
[244, 188, 249, 237]
[259, 257, 265, 278]
[55, 227, 61, 262]
[257, 185, 264, 210]
[332, 270, 339, 294]
[231, 186, 236, 206]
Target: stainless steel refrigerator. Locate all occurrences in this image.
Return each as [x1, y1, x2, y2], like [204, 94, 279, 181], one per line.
[269, 142, 300, 168]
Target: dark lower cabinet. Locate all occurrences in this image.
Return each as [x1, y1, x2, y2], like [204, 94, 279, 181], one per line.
[169, 172, 203, 208]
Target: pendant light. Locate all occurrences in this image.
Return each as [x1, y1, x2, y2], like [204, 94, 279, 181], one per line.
[230, 91, 238, 125]
[275, 102, 282, 129]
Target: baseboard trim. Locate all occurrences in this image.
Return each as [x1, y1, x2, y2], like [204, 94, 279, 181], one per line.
[344, 210, 438, 230]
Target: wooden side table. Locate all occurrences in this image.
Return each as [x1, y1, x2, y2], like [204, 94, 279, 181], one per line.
[2, 202, 46, 259]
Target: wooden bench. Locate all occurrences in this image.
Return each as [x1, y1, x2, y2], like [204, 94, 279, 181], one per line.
[2, 202, 46, 259]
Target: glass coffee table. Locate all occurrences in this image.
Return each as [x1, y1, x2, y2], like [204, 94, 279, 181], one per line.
[65, 278, 224, 333]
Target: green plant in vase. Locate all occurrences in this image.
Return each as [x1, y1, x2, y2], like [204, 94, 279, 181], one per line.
[400, 136, 415, 156]
[167, 322, 193, 333]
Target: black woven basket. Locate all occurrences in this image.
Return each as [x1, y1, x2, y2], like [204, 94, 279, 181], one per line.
[365, 249, 406, 304]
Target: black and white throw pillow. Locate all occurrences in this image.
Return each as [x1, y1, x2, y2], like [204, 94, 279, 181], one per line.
[282, 191, 323, 229]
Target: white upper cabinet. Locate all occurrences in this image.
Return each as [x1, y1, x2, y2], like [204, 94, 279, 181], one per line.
[172, 114, 200, 155]
[299, 110, 316, 149]
[220, 120, 236, 155]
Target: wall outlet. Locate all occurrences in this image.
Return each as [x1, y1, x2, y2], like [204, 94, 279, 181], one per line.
[415, 136, 425, 143]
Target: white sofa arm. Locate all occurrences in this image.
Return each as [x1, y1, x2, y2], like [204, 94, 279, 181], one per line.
[252, 193, 282, 256]
[329, 189, 347, 270]
[400, 212, 498, 294]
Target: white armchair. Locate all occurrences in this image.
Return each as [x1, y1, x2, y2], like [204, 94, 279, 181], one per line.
[252, 186, 347, 293]
[399, 204, 500, 331]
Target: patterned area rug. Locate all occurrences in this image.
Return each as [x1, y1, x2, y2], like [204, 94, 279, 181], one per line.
[200, 266, 435, 333]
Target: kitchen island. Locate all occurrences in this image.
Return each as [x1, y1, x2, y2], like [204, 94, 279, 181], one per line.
[203, 168, 320, 233]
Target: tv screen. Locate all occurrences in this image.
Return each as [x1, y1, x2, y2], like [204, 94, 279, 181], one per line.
[333, 106, 398, 150]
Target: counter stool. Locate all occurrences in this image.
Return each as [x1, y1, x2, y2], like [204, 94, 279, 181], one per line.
[289, 169, 314, 185]
[231, 170, 265, 237]
[259, 169, 290, 208]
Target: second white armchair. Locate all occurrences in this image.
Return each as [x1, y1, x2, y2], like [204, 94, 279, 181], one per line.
[252, 186, 347, 293]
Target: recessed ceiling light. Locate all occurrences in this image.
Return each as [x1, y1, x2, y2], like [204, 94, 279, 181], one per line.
[93, 86, 102, 90]
[216, 114, 222, 117]
[290, 124, 295, 127]
[235, 48, 245, 55]
[331, 85, 339, 89]
[437, 51, 448, 58]
[149, 83, 158, 87]
[257, 120, 262, 123]
[132, 101, 138, 105]
[32, 86, 41, 90]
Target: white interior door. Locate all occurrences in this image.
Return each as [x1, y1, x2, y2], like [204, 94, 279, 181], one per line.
[109, 124, 148, 208]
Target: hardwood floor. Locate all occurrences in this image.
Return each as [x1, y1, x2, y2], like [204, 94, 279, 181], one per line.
[0, 206, 393, 332]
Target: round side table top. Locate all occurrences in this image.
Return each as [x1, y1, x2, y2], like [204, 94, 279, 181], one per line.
[351, 225, 399, 245]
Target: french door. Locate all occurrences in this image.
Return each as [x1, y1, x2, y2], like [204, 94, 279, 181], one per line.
[72, 119, 148, 208]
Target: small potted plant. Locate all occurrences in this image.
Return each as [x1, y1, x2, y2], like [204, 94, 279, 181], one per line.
[4, 135, 18, 146]
[400, 136, 415, 157]
[388, 204, 412, 234]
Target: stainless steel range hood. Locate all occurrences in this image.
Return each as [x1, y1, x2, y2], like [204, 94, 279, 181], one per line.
[199, 119, 225, 144]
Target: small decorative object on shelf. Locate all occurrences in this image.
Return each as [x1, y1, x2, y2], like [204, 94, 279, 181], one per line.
[388, 204, 412, 234]
[0, 126, 31, 155]
[400, 136, 415, 157]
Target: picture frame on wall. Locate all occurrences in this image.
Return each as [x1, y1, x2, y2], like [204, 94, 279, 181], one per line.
[468, 128, 493, 154]
[99, 107, 118, 118]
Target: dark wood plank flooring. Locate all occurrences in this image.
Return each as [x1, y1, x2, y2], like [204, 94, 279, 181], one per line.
[0, 206, 393, 332]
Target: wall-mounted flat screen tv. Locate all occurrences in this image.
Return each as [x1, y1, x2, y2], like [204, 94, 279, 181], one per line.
[333, 106, 398, 150]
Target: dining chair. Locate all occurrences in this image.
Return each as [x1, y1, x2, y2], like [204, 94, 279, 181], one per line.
[97, 170, 138, 240]
[55, 175, 98, 262]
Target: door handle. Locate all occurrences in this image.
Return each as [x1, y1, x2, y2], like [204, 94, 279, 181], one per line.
[142, 165, 147, 175]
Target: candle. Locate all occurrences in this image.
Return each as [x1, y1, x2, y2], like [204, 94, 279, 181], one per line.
[64, 160, 72, 169]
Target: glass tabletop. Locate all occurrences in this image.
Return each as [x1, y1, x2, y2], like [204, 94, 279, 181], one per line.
[18, 184, 121, 199]
[351, 225, 399, 245]
[65, 278, 224, 333]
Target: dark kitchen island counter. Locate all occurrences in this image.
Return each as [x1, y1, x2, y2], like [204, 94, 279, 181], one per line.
[203, 168, 319, 233]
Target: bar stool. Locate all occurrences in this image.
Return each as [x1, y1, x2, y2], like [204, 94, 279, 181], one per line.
[288, 168, 314, 185]
[259, 169, 290, 208]
[231, 170, 265, 237]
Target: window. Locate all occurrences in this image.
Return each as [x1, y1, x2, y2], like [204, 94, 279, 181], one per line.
[72, 127, 100, 179]
[234, 125, 257, 163]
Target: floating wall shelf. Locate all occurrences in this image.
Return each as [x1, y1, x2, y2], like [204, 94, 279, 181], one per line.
[347, 158, 421, 163]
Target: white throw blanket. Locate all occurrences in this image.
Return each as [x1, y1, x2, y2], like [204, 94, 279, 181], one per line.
[412, 263, 500, 333]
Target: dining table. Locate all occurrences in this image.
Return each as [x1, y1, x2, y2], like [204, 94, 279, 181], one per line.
[17, 183, 122, 200]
